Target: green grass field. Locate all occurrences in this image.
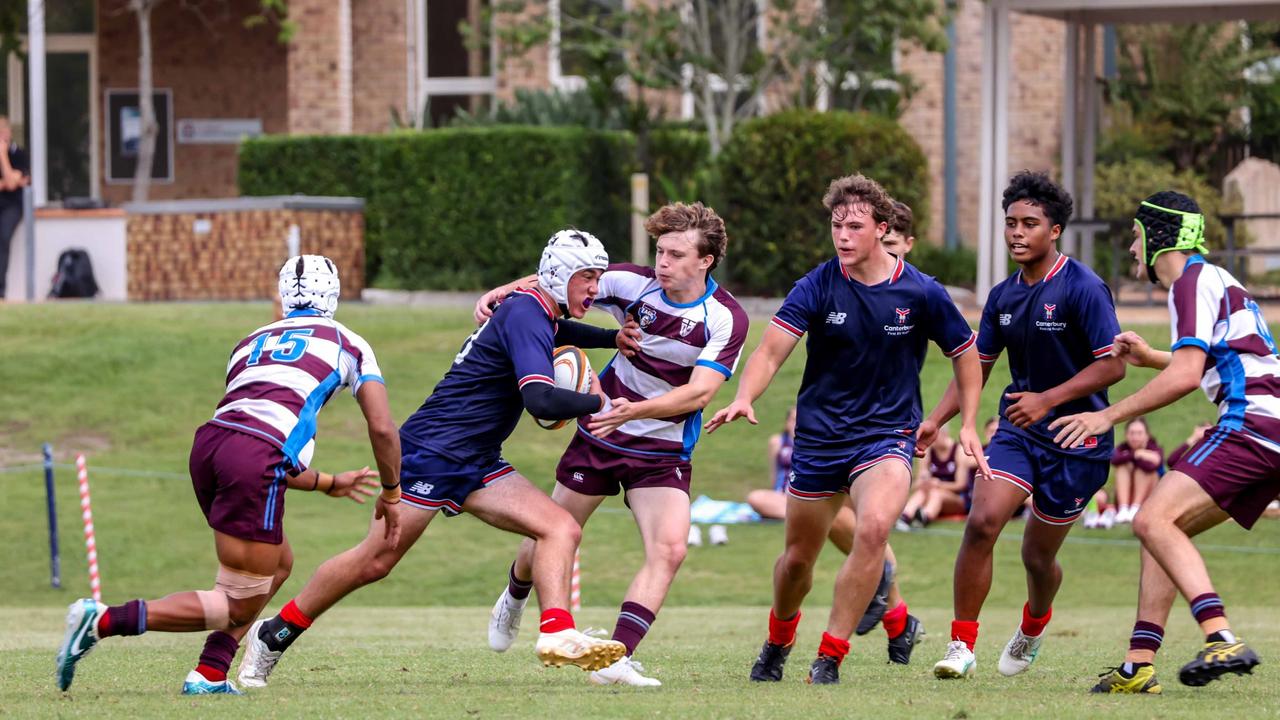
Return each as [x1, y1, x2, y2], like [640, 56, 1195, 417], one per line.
[1, 302, 1274, 718]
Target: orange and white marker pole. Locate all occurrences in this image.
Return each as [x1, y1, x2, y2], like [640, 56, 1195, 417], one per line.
[76, 454, 101, 603]
[570, 549, 581, 612]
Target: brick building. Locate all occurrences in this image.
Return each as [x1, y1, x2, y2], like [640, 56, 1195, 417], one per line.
[30, 0, 1069, 249]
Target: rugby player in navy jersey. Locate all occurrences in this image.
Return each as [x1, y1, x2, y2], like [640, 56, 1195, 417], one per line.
[707, 174, 989, 685]
[229, 232, 630, 689]
[1054, 191, 1269, 692]
[918, 171, 1127, 680]
[474, 203, 750, 687]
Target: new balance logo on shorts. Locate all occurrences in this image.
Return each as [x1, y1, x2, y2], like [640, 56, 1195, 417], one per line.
[409, 481, 435, 495]
[826, 312, 847, 325]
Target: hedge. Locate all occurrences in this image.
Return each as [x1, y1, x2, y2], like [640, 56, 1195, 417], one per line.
[716, 110, 931, 295]
[239, 126, 634, 289]
[239, 115, 932, 294]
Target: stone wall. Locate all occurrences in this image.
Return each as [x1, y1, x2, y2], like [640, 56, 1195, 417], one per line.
[126, 200, 364, 301]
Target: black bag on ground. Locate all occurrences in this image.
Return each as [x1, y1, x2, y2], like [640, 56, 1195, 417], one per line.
[49, 249, 99, 298]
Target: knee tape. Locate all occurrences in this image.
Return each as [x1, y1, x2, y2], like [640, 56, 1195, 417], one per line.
[215, 566, 274, 600]
[197, 566, 273, 629]
[195, 590, 230, 630]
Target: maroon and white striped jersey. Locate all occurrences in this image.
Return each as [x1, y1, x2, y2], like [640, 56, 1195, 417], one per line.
[585, 263, 749, 460]
[210, 309, 383, 469]
[1169, 255, 1280, 452]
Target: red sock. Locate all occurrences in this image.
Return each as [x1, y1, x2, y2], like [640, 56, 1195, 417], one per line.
[279, 599, 314, 630]
[540, 608, 575, 634]
[883, 602, 908, 639]
[195, 663, 227, 682]
[818, 632, 851, 664]
[96, 609, 111, 637]
[951, 620, 979, 651]
[1020, 603, 1051, 637]
[768, 609, 801, 647]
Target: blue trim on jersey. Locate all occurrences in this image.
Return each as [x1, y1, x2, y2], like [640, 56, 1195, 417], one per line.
[286, 309, 323, 318]
[1185, 254, 1206, 270]
[207, 418, 284, 449]
[1213, 343, 1249, 431]
[357, 373, 384, 386]
[264, 463, 284, 531]
[282, 370, 343, 464]
[579, 427, 690, 460]
[1171, 337, 1209, 352]
[661, 277, 718, 308]
[695, 359, 732, 379]
[683, 409, 703, 457]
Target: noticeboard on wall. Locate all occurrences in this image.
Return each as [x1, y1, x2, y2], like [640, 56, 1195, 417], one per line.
[105, 89, 174, 183]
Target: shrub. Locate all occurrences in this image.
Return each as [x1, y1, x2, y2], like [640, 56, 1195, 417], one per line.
[240, 127, 635, 289]
[715, 110, 930, 295]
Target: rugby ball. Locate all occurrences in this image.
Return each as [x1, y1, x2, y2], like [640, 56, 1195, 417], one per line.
[534, 345, 594, 430]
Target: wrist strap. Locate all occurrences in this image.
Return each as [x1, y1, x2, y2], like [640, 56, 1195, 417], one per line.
[316, 472, 334, 494]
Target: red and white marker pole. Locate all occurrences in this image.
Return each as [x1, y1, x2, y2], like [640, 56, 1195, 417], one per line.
[76, 454, 101, 603]
[570, 549, 581, 612]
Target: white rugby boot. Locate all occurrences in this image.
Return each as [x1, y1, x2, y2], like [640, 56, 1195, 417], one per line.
[488, 588, 528, 652]
[998, 628, 1043, 676]
[590, 656, 662, 687]
[933, 640, 977, 679]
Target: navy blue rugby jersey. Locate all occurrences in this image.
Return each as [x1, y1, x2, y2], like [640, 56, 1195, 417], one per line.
[976, 254, 1122, 460]
[771, 255, 976, 458]
[400, 289, 560, 466]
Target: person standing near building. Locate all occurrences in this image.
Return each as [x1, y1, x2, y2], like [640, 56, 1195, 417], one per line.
[0, 116, 29, 300]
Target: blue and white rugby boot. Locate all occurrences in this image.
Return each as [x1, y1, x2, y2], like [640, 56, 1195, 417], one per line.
[182, 669, 244, 695]
[55, 598, 101, 691]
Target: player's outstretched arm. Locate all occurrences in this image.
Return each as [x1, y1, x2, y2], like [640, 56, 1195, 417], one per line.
[950, 350, 992, 482]
[587, 366, 726, 437]
[705, 326, 798, 433]
[356, 380, 404, 546]
[1049, 346, 1206, 449]
[1112, 330, 1171, 370]
[474, 274, 539, 324]
[1004, 356, 1125, 429]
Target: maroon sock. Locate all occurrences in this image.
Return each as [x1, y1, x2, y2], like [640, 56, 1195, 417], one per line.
[507, 562, 533, 601]
[97, 600, 147, 638]
[1190, 593, 1226, 625]
[1129, 621, 1164, 653]
[611, 602, 656, 656]
[194, 631, 239, 681]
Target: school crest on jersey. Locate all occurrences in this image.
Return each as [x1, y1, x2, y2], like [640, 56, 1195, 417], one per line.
[679, 318, 697, 337]
[1036, 302, 1067, 331]
[885, 307, 914, 336]
[637, 304, 658, 329]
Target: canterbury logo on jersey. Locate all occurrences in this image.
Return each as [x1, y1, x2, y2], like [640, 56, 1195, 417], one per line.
[884, 307, 914, 336]
[826, 312, 847, 325]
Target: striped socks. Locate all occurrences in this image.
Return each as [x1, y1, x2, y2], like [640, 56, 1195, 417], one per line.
[612, 602, 656, 656]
